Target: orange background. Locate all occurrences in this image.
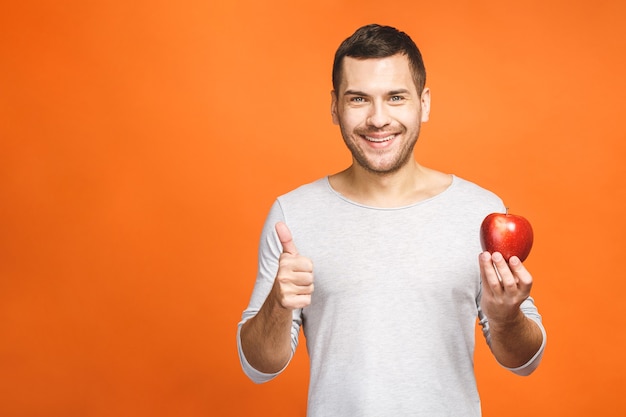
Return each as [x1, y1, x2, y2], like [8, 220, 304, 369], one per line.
[1, 1, 625, 416]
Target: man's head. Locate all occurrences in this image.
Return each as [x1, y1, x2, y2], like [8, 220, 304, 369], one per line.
[332, 24, 427, 95]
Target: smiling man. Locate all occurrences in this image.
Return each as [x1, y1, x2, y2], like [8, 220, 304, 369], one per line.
[237, 24, 546, 417]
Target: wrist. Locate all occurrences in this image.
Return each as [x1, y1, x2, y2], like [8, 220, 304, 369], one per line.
[489, 309, 526, 333]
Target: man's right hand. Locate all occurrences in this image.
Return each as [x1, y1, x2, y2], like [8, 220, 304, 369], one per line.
[240, 221, 313, 373]
[272, 222, 314, 310]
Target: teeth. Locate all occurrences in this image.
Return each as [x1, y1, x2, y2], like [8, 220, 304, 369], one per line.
[364, 134, 395, 143]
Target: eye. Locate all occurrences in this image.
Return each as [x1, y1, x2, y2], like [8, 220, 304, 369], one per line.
[350, 96, 366, 103]
[390, 95, 404, 102]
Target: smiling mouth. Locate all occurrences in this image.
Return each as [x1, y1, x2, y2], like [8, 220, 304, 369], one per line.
[363, 134, 396, 143]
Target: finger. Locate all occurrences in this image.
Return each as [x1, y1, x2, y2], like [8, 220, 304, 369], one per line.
[275, 222, 298, 255]
[282, 293, 312, 310]
[281, 269, 314, 286]
[273, 278, 313, 310]
[479, 251, 502, 295]
[508, 256, 533, 290]
[491, 252, 518, 292]
[291, 280, 315, 295]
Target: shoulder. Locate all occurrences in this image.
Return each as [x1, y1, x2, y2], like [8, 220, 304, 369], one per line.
[274, 177, 338, 216]
[448, 175, 505, 211]
[452, 175, 499, 197]
[278, 177, 330, 202]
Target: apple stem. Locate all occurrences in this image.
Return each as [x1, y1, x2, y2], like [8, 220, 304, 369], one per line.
[505, 207, 509, 215]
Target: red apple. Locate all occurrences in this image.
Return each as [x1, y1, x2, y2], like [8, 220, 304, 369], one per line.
[480, 210, 534, 262]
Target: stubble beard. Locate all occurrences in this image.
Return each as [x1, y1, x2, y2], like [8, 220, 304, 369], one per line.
[340, 124, 421, 176]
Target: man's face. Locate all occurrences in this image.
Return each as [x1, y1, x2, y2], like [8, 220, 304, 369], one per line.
[331, 54, 430, 175]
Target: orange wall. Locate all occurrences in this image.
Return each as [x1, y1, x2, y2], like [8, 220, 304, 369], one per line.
[1, 1, 625, 416]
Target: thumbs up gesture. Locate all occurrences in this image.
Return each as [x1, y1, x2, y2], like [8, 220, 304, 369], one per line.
[272, 222, 314, 310]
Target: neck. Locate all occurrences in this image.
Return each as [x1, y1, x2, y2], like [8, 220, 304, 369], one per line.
[330, 160, 450, 208]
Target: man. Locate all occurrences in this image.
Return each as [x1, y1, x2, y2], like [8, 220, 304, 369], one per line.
[237, 24, 546, 416]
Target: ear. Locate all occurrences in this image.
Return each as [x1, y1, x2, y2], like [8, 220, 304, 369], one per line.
[420, 87, 431, 123]
[330, 90, 339, 125]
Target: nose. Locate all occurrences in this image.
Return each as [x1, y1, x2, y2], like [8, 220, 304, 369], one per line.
[366, 101, 391, 128]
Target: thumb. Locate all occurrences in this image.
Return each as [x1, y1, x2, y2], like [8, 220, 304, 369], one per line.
[275, 222, 298, 255]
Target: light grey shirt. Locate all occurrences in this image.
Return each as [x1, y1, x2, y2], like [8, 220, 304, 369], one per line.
[237, 175, 546, 417]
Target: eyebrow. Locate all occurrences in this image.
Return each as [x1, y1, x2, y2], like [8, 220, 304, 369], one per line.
[388, 89, 411, 96]
[343, 89, 411, 96]
[343, 89, 368, 96]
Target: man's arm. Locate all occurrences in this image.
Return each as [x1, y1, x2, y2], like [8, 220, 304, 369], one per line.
[240, 222, 314, 374]
[479, 251, 545, 370]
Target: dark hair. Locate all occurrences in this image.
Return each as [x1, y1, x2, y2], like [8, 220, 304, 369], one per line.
[332, 24, 427, 94]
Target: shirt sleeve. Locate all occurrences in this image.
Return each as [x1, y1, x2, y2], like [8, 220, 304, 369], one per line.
[477, 295, 547, 376]
[236, 200, 303, 383]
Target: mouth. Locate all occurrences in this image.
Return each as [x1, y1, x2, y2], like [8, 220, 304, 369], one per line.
[363, 134, 396, 143]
